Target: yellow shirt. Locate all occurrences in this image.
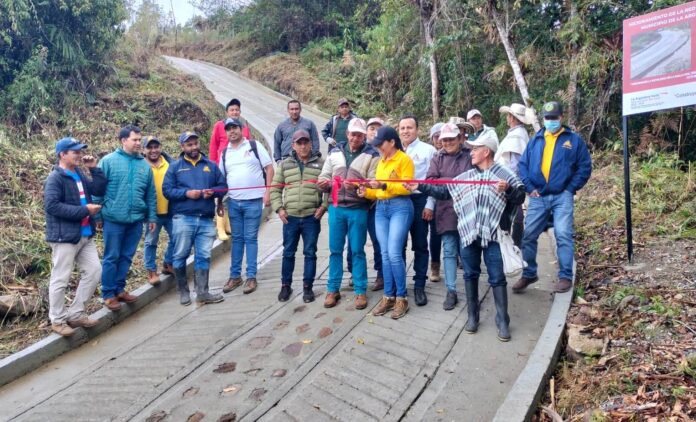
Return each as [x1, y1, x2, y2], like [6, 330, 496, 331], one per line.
[541, 128, 564, 182]
[364, 149, 414, 200]
[149, 157, 170, 215]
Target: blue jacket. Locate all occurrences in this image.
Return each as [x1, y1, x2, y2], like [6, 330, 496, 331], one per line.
[162, 153, 227, 218]
[519, 127, 592, 195]
[44, 166, 107, 244]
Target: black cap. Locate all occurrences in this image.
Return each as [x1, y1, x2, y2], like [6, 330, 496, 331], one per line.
[224, 118, 242, 129]
[143, 136, 160, 147]
[542, 101, 563, 118]
[370, 126, 400, 147]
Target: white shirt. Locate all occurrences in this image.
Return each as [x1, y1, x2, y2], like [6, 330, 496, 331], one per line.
[220, 139, 273, 200]
[405, 138, 437, 209]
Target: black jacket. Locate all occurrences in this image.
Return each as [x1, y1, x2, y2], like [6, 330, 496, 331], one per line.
[44, 166, 107, 244]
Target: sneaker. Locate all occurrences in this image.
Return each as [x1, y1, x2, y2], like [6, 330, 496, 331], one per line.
[370, 277, 384, 291]
[512, 276, 538, 293]
[147, 270, 160, 286]
[117, 291, 137, 303]
[67, 316, 99, 328]
[372, 296, 395, 316]
[243, 278, 258, 294]
[161, 263, 175, 275]
[196, 292, 225, 304]
[554, 278, 573, 293]
[303, 287, 315, 303]
[223, 277, 243, 293]
[391, 297, 409, 319]
[278, 285, 292, 302]
[354, 294, 368, 310]
[323, 292, 341, 308]
[443, 290, 458, 311]
[51, 323, 75, 337]
[104, 297, 122, 311]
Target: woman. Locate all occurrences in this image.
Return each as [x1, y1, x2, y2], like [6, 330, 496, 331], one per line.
[358, 126, 414, 319]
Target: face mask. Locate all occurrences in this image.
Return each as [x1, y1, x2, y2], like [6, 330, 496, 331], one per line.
[544, 119, 561, 133]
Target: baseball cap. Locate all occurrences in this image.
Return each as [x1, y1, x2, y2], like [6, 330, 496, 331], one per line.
[370, 126, 400, 147]
[542, 101, 563, 118]
[142, 136, 160, 147]
[337, 98, 349, 107]
[466, 109, 482, 120]
[347, 118, 367, 134]
[55, 137, 87, 154]
[438, 123, 459, 140]
[178, 131, 199, 144]
[292, 130, 311, 143]
[366, 117, 384, 127]
[465, 128, 499, 153]
[429, 122, 445, 139]
[224, 118, 242, 129]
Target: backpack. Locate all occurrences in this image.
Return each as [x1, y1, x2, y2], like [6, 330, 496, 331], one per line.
[222, 140, 267, 185]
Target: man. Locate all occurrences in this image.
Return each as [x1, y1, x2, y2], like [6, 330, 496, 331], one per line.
[209, 98, 252, 241]
[427, 122, 445, 284]
[425, 123, 473, 310]
[142, 136, 175, 285]
[496, 103, 532, 247]
[366, 117, 384, 142]
[322, 98, 358, 152]
[270, 130, 327, 303]
[274, 99, 321, 162]
[220, 118, 275, 295]
[44, 137, 106, 336]
[163, 131, 227, 305]
[96, 125, 156, 311]
[399, 114, 436, 306]
[317, 118, 379, 310]
[514, 101, 592, 294]
[467, 109, 491, 141]
[409, 129, 526, 341]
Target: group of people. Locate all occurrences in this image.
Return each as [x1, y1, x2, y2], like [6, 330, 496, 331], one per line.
[44, 96, 591, 343]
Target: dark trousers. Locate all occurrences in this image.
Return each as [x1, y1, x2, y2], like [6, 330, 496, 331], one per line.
[282, 215, 321, 287]
[429, 218, 441, 262]
[404, 194, 429, 289]
[347, 206, 383, 278]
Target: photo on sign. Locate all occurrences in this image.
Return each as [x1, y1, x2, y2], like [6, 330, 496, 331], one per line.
[630, 22, 691, 80]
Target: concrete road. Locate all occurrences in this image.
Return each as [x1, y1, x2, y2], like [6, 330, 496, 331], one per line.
[631, 29, 691, 79]
[0, 58, 559, 421]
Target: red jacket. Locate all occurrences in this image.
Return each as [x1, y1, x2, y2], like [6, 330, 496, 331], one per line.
[209, 119, 251, 164]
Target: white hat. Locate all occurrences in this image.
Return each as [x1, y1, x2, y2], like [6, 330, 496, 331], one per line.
[347, 118, 367, 134]
[465, 128, 499, 153]
[499, 103, 533, 125]
[466, 109, 482, 120]
[366, 117, 384, 127]
[438, 123, 459, 139]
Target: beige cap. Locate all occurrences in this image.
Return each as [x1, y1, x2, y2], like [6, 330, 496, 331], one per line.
[366, 117, 384, 127]
[466, 109, 483, 120]
[465, 128, 499, 153]
[439, 123, 460, 140]
[347, 118, 367, 134]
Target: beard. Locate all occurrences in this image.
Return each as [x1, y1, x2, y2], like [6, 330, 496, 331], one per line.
[185, 149, 200, 159]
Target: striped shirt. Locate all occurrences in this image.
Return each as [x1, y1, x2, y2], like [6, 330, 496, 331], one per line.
[65, 169, 92, 237]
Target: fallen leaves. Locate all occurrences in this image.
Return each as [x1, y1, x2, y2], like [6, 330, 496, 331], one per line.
[213, 362, 237, 374]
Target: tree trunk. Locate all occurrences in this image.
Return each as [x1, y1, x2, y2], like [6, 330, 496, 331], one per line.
[414, 0, 441, 121]
[487, 1, 540, 132]
[565, 1, 579, 129]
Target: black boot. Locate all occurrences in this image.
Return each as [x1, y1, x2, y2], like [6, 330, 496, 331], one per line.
[443, 290, 458, 311]
[174, 267, 191, 306]
[303, 284, 315, 303]
[464, 280, 479, 333]
[195, 269, 224, 304]
[414, 288, 428, 306]
[492, 285, 510, 342]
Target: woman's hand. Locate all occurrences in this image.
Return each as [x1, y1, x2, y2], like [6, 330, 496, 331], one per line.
[403, 182, 419, 192]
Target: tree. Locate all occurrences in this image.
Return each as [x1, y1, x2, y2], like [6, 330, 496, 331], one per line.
[412, 0, 441, 121]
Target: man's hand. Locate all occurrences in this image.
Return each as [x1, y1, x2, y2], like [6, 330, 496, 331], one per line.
[202, 189, 214, 199]
[216, 203, 225, 217]
[149, 223, 156, 233]
[327, 137, 337, 146]
[403, 182, 419, 192]
[366, 179, 381, 189]
[529, 190, 540, 198]
[278, 208, 289, 224]
[497, 180, 509, 193]
[357, 185, 366, 198]
[422, 208, 434, 221]
[263, 190, 271, 207]
[96, 221, 103, 231]
[186, 189, 202, 199]
[314, 206, 326, 220]
[82, 155, 97, 168]
[86, 204, 101, 215]
[317, 178, 331, 190]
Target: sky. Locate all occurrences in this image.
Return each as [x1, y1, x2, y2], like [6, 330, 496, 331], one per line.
[154, 0, 198, 25]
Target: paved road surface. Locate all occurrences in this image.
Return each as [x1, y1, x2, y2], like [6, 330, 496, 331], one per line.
[0, 57, 558, 421]
[630, 29, 691, 79]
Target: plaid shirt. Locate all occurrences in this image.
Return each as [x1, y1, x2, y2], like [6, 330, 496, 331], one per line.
[449, 163, 524, 248]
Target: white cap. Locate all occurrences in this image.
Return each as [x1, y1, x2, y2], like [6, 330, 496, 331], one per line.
[347, 118, 367, 134]
[465, 128, 499, 153]
[466, 109, 482, 120]
[438, 123, 459, 140]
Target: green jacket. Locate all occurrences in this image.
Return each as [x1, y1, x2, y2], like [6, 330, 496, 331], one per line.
[95, 148, 157, 224]
[271, 152, 328, 217]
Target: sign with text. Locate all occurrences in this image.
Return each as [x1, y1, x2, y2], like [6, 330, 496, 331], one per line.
[623, 2, 696, 115]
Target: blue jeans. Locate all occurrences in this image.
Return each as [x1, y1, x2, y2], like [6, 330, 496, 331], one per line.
[460, 237, 506, 287]
[143, 215, 175, 271]
[228, 198, 263, 278]
[376, 197, 414, 298]
[102, 220, 144, 299]
[405, 194, 429, 288]
[346, 206, 383, 278]
[327, 206, 368, 294]
[429, 218, 441, 262]
[171, 215, 216, 270]
[441, 231, 460, 292]
[522, 191, 575, 280]
[282, 215, 321, 287]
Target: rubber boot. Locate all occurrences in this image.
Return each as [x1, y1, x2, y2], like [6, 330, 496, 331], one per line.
[464, 280, 479, 333]
[174, 267, 191, 306]
[195, 269, 224, 304]
[492, 285, 511, 342]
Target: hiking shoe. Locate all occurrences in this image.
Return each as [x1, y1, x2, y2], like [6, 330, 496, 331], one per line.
[512, 275, 538, 293]
[52, 323, 75, 337]
[370, 277, 384, 291]
[554, 278, 573, 293]
[414, 288, 427, 306]
[303, 287, 315, 303]
[278, 285, 292, 302]
[243, 278, 257, 294]
[161, 263, 174, 275]
[223, 277, 243, 293]
[147, 270, 160, 286]
[372, 296, 395, 316]
[430, 261, 441, 282]
[354, 294, 368, 310]
[117, 291, 137, 303]
[179, 290, 191, 306]
[104, 298, 122, 311]
[348, 277, 354, 288]
[196, 292, 224, 304]
[67, 316, 98, 328]
[443, 290, 458, 311]
[391, 297, 409, 319]
[324, 292, 341, 308]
